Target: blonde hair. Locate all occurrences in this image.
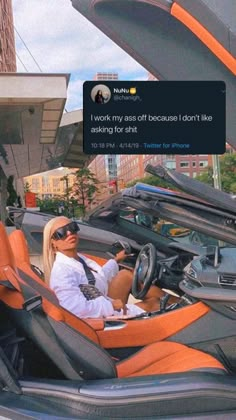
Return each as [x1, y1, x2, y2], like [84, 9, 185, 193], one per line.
[43, 216, 70, 284]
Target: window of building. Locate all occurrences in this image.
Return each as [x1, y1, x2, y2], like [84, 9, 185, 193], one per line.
[180, 162, 189, 168]
[42, 177, 49, 187]
[31, 178, 40, 192]
[192, 161, 196, 167]
[199, 160, 208, 167]
[165, 161, 176, 169]
[53, 179, 60, 188]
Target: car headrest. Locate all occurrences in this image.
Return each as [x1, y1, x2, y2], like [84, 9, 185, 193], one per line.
[8, 229, 31, 266]
[0, 223, 16, 270]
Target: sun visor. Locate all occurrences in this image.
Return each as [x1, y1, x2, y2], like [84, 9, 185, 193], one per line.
[72, 0, 236, 148]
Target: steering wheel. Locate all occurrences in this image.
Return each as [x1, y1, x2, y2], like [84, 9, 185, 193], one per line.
[132, 243, 157, 299]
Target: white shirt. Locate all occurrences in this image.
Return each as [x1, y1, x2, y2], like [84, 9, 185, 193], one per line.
[50, 252, 144, 318]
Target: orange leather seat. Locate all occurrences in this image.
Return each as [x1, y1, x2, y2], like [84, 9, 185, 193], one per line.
[8, 229, 101, 343]
[3, 224, 226, 379]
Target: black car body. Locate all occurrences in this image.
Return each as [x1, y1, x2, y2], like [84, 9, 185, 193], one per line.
[1, 166, 236, 418]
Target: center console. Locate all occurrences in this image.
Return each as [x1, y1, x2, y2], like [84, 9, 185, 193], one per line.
[96, 300, 208, 349]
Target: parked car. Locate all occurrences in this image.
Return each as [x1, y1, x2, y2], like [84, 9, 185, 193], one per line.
[2, 165, 236, 418]
[7, 163, 236, 291]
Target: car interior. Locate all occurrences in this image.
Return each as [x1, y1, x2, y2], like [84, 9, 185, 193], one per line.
[2, 219, 236, 417]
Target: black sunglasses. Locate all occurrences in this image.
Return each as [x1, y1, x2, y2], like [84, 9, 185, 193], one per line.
[51, 221, 80, 241]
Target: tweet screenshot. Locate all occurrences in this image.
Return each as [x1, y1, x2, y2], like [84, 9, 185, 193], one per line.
[83, 81, 225, 154]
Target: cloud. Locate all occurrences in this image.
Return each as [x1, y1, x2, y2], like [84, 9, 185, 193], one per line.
[65, 78, 84, 111]
[12, 0, 148, 109]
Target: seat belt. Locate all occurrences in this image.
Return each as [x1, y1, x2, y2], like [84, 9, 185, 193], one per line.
[77, 257, 104, 300]
[77, 256, 96, 285]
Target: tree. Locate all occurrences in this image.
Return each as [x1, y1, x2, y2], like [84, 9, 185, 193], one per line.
[72, 168, 99, 217]
[36, 196, 62, 215]
[60, 174, 80, 217]
[5, 175, 18, 226]
[195, 167, 214, 187]
[196, 154, 236, 193]
[219, 154, 236, 193]
[6, 175, 18, 206]
[60, 174, 72, 207]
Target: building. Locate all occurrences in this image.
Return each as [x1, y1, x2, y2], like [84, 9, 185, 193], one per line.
[24, 169, 76, 200]
[93, 72, 118, 81]
[0, 0, 16, 72]
[175, 155, 209, 177]
[88, 154, 119, 205]
[118, 155, 144, 185]
[117, 152, 212, 185]
[88, 156, 108, 204]
[0, 0, 17, 220]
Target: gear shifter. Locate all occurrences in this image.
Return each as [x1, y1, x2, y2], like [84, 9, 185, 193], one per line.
[160, 294, 170, 313]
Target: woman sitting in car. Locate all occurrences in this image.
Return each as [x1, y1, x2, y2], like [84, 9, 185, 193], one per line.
[43, 216, 164, 318]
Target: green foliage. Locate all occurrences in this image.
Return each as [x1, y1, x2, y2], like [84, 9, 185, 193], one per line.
[219, 154, 236, 193]
[126, 175, 173, 189]
[195, 168, 214, 186]
[36, 197, 62, 215]
[36, 195, 79, 217]
[72, 168, 100, 217]
[196, 154, 236, 193]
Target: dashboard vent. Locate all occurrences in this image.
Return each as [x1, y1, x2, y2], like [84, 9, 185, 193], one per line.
[219, 273, 236, 286]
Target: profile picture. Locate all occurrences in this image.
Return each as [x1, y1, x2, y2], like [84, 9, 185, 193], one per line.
[91, 84, 111, 104]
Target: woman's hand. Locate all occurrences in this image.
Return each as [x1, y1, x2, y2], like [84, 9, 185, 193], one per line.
[111, 299, 125, 311]
[114, 250, 127, 263]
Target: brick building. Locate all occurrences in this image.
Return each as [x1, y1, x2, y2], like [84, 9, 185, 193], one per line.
[0, 0, 16, 72]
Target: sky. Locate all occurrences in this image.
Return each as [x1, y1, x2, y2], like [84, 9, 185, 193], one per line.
[12, 0, 148, 111]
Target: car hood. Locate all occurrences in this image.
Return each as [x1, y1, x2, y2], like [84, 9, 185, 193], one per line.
[87, 165, 236, 246]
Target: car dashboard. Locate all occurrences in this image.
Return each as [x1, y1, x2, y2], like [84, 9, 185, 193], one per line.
[182, 246, 236, 319]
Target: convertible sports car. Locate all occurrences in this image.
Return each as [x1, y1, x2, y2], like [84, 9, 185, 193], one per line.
[0, 0, 235, 416]
[7, 165, 225, 265]
[1, 165, 236, 418]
